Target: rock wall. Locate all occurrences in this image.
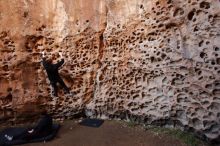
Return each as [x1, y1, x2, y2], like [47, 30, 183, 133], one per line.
[0, 0, 220, 143]
[0, 0, 107, 123]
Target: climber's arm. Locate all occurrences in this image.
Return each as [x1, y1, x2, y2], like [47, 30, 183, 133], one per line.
[55, 52, 64, 68]
[41, 51, 47, 67]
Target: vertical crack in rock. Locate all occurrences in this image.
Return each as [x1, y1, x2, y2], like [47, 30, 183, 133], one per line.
[86, 5, 108, 116]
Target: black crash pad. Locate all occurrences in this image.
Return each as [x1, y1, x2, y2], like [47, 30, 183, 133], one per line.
[79, 118, 104, 128]
[0, 124, 60, 146]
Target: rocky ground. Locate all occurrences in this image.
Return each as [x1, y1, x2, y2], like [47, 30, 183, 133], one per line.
[14, 120, 208, 146]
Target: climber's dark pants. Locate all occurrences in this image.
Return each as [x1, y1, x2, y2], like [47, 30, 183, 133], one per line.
[50, 77, 69, 96]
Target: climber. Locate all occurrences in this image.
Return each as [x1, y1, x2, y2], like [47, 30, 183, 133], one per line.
[41, 51, 70, 97]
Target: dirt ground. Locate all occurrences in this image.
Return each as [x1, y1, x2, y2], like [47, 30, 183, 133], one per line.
[14, 120, 207, 146]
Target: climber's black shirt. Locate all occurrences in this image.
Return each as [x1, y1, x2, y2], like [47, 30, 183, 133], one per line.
[42, 58, 64, 82]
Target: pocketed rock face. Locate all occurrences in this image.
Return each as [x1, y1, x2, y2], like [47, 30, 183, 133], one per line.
[0, 0, 107, 122]
[0, 0, 220, 143]
[86, 0, 220, 143]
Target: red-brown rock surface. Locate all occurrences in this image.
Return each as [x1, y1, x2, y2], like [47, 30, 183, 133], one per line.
[0, 0, 220, 143]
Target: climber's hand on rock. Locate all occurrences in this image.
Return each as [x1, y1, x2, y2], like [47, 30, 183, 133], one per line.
[41, 51, 45, 58]
[59, 52, 63, 58]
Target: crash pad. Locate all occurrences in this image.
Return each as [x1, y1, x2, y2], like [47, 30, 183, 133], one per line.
[0, 124, 60, 146]
[79, 118, 104, 128]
